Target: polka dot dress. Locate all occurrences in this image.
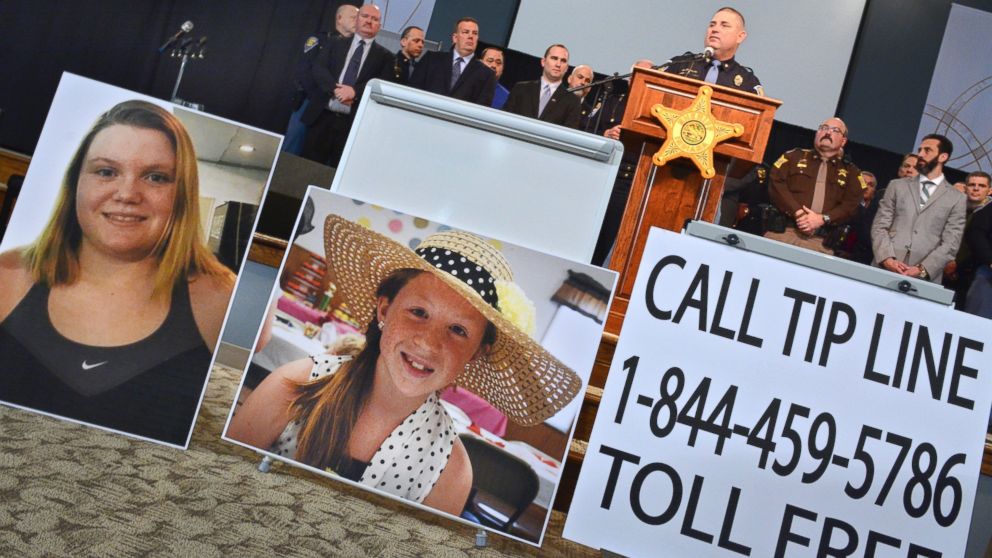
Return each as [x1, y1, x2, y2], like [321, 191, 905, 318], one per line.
[270, 354, 457, 504]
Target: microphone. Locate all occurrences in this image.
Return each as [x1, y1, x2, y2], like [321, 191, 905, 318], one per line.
[159, 21, 194, 53]
[702, 47, 715, 62]
[195, 36, 208, 58]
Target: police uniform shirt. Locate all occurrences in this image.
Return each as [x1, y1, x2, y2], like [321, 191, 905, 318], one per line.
[660, 54, 762, 95]
[394, 52, 415, 83]
[769, 148, 867, 225]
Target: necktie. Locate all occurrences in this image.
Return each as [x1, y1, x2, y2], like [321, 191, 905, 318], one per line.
[342, 40, 365, 86]
[920, 180, 934, 205]
[538, 84, 553, 116]
[811, 160, 828, 214]
[704, 59, 721, 84]
[450, 57, 463, 90]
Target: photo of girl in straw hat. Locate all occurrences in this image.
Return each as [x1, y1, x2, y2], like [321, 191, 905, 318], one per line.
[226, 190, 614, 542]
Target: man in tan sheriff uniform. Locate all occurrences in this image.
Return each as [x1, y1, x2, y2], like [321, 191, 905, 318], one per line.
[767, 116, 867, 254]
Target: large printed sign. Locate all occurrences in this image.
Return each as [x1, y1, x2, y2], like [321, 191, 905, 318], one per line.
[0, 74, 280, 448]
[564, 228, 992, 557]
[223, 188, 616, 547]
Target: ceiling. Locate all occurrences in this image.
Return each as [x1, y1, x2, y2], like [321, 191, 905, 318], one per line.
[175, 108, 280, 171]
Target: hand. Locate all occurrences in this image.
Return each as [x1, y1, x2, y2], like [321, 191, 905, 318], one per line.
[603, 125, 621, 140]
[882, 257, 909, 274]
[943, 261, 957, 281]
[736, 203, 749, 225]
[795, 206, 825, 234]
[334, 84, 356, 105]
[899, 265, 924, 278]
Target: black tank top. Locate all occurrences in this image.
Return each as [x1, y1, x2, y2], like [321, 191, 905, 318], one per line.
[0, 280, 212, 446]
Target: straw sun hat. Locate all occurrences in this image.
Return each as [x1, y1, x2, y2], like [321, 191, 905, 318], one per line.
[323, 214, 582, 426]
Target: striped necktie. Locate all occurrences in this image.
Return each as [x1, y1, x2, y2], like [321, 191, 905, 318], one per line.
[450, 57, 463, 90]
[920, 180, 934, 205]
[538, 84, 553, 116]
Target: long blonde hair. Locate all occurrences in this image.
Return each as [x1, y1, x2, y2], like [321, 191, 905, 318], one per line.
[23, 100, 231, 297]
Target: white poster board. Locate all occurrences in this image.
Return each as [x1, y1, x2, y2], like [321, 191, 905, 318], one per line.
[564, 227, 992, 557]
[329, 80, 622, 263]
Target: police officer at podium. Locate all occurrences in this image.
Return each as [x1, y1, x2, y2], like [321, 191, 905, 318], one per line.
[658, 6, 762, 95]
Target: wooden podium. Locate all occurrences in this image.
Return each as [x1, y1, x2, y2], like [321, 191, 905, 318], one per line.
[558, 68, 781, 511]
[605, 67, 781, 335]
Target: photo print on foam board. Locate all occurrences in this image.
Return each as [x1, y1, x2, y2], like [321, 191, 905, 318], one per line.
[222, 187, 617, 546]
[0, 73, 282, 448]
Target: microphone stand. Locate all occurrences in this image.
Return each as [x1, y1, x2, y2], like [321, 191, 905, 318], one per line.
[569, 72, 630, 135]
[166, 37, 208, 109]
[170, 52, 191, 102]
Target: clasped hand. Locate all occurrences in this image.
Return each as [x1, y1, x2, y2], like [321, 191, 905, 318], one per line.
[882, 258, 924, 278]
[794, 206, 824, 234]
[334, 84, 356, 105]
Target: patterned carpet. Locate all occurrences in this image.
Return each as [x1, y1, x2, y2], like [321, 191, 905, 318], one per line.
[0, 364, 597, 557]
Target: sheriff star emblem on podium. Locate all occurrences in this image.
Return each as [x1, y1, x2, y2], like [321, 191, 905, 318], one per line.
[650, 85, 744, 179]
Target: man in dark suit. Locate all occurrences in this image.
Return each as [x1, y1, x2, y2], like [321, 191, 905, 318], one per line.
[479, 47, 509, 109]
[300, 4, 394, 168]
[409, 17, 496, 106]
[503, 44, 582, 129]
[282, 4, 358, 155]
[871, 134, 966, 283]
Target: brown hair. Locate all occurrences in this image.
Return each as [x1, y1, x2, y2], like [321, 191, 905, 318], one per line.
[966, 171, 990, 184]
[292, 268, 496, 472]
[22, 100, 231, 297]
[544, 43, 568, 58]
[452, 16, 478, 34]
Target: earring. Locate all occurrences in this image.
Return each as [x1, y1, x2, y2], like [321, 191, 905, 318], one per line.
[378, 320, 385, 329]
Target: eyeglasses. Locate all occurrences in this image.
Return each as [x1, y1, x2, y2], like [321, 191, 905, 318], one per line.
[817, 125, 845, 135]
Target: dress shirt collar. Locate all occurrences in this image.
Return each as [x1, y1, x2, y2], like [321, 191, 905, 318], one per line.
[451, 50, 475, 65]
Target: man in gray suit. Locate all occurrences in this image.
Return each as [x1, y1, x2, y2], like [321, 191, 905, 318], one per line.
[871, 134, 966, 282]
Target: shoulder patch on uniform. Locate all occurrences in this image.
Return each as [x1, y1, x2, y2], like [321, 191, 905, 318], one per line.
[774, 154, 787, 168]
[304, 36, 319, 53]
[857, 173, 868, 190]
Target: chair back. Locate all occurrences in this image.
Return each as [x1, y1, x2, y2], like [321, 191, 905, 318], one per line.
[459, 433, 539, 532]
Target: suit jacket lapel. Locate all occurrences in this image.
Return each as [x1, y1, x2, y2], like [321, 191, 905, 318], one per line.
[910, 176, 923, 214]
[356, 41, 379, 82]
[921, 180, 947, 212]
[546, 83, 568, 114]
[330, 39, 350, 78]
